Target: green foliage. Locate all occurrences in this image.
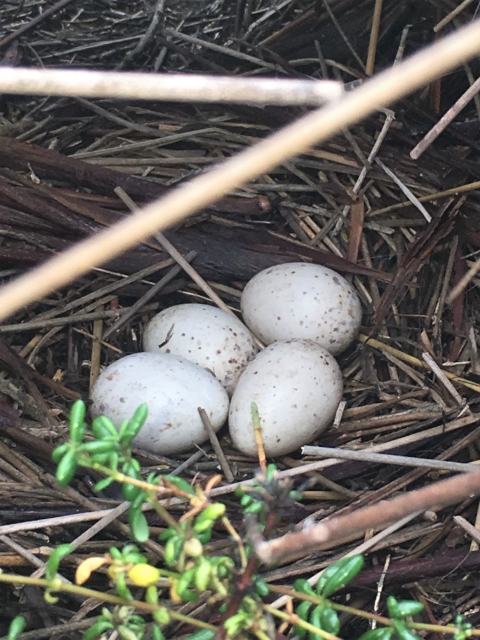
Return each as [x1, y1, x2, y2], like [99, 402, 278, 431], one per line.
[45, 544, 73, 580]
[317, 556, 365, 598]
[451, 614, 473, 640]
[0, 401, 472, 640]
[293, 557, 363, 639]
[7, 616, 26, 640]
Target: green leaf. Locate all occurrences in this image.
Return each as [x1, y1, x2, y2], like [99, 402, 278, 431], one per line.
[125, 552, 148, 565]
[265, 463, 278, 481]
[55, 449, 77, 487]
[108, 450, 119, 471]
[195, 503, 226, 525]
[92, 416, 118, 439]
[179, 588, 199, 602]
[52, 443, 70, 464]
[358, 628, 395, 640]
[255, 578, 270, 597]
[388, 598, 424, 619]
[81, 440, 116, 455]
[128, 505, 149, 543]
[162, 474, 195, 495]
[115, 572, 133, 601]
[186, 630, 216, 640]
[308, 604, 323, 640]
[122, 462, 142, 501]
[153, 608, 170, 625]
[109, 547, 123, 560]
[243, 501, 263, 514]
[176, 568, 195, 597]
[319, 607, 340, 636]
[309, 604, 339, 640]
[164, 535, 184, 567]
[211, 556, 234, 579]
[158, 528, 176, 541]
[93, 476, 115, 492]
[316, 561, 347, 595]
[240, 494, 254, 507]
[197, 529, 212, 544]
[69, 400, 87, 443]
[117, 625, 138, 640]
[124, 404, 148, 441]
[46, 544, 73, 580]
[130, 489, 146, 511]
[294, 578, 316, 596]
[146, 585, 159, 606]
[294, 600, 313, 638]
[83, 619, 114, 640]
[89, 453, 111, 465]
[151, 625, 166, 640]
[8, 616, 26, 640]
[193, 518, 214, 534]
[387, 596, 401, 619]
[393, 620, 420, 640]
[319, 555, 364, 598]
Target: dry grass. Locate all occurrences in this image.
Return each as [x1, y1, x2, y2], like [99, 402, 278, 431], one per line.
[2, 1, 480, 637]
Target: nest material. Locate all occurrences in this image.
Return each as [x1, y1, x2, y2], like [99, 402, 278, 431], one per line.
[1, 0, 480, 636]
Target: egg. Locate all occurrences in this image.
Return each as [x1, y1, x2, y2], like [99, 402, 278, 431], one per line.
[143, 303, 259, 395]
[229, 339, 343, 458]
[241, 262, 362, 355]
[90, 352, 229, 456]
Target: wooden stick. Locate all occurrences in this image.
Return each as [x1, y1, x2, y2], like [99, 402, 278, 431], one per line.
[0, 21, 480, 320]
[255, 470, 480, 565]
[434, 0, 476, 33]
[366, 0, 384, 75]
[411, 74, 480, 159]
[0, 68, 343, 106]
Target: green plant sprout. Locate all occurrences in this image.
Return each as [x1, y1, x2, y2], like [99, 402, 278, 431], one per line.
[0, 401, 478, 640]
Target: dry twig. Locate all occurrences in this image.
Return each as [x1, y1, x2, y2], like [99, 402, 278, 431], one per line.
[1, 20, 480, 319]
[255, 470, 480, 565]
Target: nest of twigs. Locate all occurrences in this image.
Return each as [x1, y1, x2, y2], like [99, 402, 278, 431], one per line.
[2, 0, 480, 638]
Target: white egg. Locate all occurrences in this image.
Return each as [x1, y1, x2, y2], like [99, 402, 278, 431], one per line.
[229, 339, 343, 458]
[90, 352, 229, 456]
[143, 304, 259, 395]
[241, 263, 362, 355]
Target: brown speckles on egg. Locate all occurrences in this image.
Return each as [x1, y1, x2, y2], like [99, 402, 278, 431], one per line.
[143, 303, 258, 394]
[90, 352, 229, 456]
[241, 262, 361, 355]
[229, 340, 343, 458]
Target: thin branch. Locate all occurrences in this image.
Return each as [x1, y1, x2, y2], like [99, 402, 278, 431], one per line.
[269, 512, 420, 609]
[301, 445, 479, 473]
[0, 21, 480, 319]
[366, 0, 384, 75]
[434, 0, 477, 32]
[375, 157, 432, 222]
[255, 470, 480, 565]
[0, 0, 76, 47]
[0, 67, 343, 106]
[446, 254, 480, 304]
[411, 73, 480, 159]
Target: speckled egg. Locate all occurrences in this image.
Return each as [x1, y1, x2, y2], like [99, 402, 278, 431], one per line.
[229, 339, 343, 458]
[241, 263, 362, 355]
[143, 304, 258, 395]
[90, 352, 229, 456]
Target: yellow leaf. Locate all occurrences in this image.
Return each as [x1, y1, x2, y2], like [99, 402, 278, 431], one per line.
[75, 556, 107, 585]
[128, 563, 161, 587]
[169, 578, 183, 604]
